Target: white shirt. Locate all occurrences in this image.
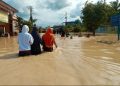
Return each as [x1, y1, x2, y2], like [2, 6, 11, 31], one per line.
[18, 25, 34, 51]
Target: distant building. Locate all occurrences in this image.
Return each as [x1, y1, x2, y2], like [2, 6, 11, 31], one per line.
[0, 0, 18, 36]
[96, 26, 106, 33]
[63, 21, 76, 26]
[52, 25, 64, 34]
[96, 26, 117, 33]
[52, 25, 63, 30]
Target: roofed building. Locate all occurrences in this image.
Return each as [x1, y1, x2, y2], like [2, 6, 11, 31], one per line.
[0, 0, 18, 36]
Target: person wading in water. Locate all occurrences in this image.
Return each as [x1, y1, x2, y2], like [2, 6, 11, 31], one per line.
[42, 27, 57, 52]
[18, 25, 34, 56]
[31, 24, 43, 55]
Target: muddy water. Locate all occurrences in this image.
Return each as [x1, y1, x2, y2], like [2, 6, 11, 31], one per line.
[0, 37, 18, 54]
[0, 34, 120, 85]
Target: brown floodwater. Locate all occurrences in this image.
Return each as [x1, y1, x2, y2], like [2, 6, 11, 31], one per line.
[0, 34, 120, 85]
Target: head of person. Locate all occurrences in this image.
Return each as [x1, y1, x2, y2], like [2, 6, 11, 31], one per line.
[22, 25, 29, 33]
[46, 27, 53, 34]
[33, 24, 36, 27]
[32, 24, 38, 32]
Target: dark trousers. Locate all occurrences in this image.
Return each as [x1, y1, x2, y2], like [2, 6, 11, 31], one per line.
[43, 46, 53, 52]
[19, 50, 31, 56]
[31, 45, 41, 55]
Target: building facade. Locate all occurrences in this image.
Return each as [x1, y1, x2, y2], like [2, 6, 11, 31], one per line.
[0, 0, 18, 36]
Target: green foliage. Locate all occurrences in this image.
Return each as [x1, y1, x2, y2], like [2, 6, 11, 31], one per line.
[110, 0, 120, 13]
[80, 26, 87, 32]
[81, 0, 120, 36]
[73, 24, 81, 32]
[75, 19, 81, 24]
[63, 19, 82, 32]
[64, 24, 73, 32]
[17, 16, 37, 32]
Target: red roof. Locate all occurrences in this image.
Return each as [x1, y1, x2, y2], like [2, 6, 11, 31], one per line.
[0, 0, 18, 13]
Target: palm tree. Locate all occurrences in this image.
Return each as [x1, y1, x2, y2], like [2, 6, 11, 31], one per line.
[110, 0, 120, 12]
[17, 16, 37, 32]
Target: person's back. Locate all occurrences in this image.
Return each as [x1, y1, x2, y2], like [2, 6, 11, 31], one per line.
[42, 27, 57, 52]
[18, 25, 33, 56]
[31, 25, 42, 55]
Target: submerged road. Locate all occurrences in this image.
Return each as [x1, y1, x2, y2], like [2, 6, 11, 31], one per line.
[0, 35, 120, 85]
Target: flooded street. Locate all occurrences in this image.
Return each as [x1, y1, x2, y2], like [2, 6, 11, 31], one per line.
[0, 34, 120, 85]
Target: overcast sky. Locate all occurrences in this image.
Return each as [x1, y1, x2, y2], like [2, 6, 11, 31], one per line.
[4, 0, 115, 27]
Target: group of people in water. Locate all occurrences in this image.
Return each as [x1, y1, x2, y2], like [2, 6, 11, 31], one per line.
[18, 25, 57, 56]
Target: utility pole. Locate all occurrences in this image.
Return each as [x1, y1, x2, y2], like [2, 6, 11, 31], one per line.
[65, 12, 67, 26]
[27, 6, 34, 31]
[104, 0, 106, 4]
[27, 6, 33, 22]
[118, 0, 120, 40]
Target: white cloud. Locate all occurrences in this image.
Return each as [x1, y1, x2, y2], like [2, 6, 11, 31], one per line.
[3, 0, 116, 27]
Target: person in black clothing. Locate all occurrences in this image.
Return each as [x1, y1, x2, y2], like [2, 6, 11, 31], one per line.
[31, 24, 43, 55]
[61, 30, 65, 37]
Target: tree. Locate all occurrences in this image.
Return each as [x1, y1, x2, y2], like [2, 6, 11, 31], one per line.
[17, 16, 24, 32]
[81, 1, 112, 36]
[110, 0, 120, 13]
[75, 19, 81, 25]
[64, 24, 73, 32]
[26, 19, 37, 32]
[73, 24, 81, 32]
[73, 20, 81, 32]
[17, 16, 37, 32]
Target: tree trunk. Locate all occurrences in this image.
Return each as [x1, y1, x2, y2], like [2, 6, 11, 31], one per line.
[92, 30, 95, 36]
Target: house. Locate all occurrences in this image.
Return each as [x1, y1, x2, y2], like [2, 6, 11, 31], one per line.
[0, 0, 18, 36]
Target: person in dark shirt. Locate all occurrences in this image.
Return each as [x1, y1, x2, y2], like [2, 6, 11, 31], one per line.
[31, 24, 43, 55]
